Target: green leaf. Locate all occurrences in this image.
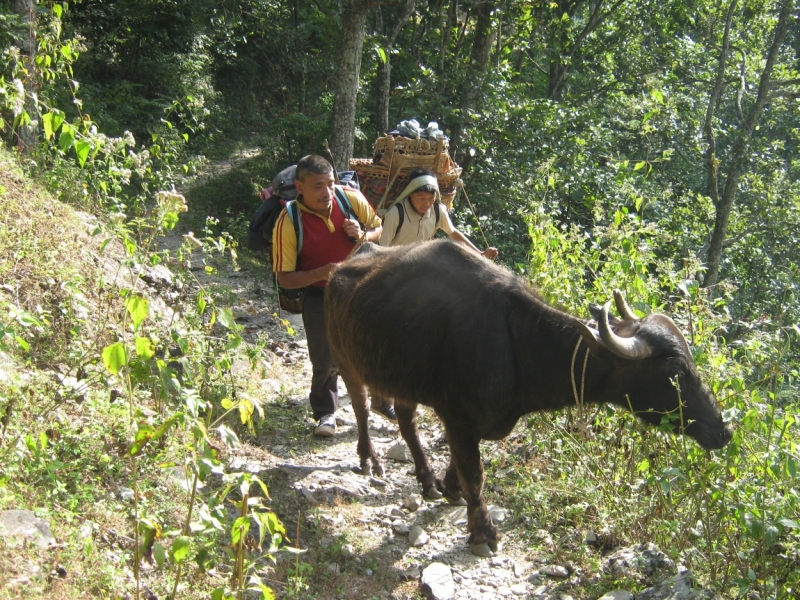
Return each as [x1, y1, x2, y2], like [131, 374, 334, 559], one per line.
[101, 342, 127, 375]
[633, 161, 646, 171]
[126, 295, 150, 332]
[75, 140, 91, 167]
[59, 126, 74, 152]
[135, 336, 154, 359]
[778, 517, 800, 529]
[42, 112, 54, 140]
[196, 293, 207, 315]
[377, 47, 387, 64]
[52, 3, 63, 18]
[130, 415, 181, 456]
[231, 516, 250, 545]
[171, 536, 191, 563]
[153, 542, 167, 568]
[216, 308, 237, 330]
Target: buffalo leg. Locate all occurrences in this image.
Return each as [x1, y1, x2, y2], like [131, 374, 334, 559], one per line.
[395, 402, 444, 498]
[446, 429, 499, 554]
[339, 371, 383, 477]
[442, 460, 465, 504]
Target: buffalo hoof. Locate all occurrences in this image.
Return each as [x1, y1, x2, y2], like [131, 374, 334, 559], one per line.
[469, 542, 495, 557]
[359, 462, 372, 477]
[373, 462, 385, 477]
[446, 496, 467, 506]
[423, 487, 443, 500]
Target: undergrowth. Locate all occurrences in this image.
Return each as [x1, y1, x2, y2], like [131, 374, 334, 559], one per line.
[0, 145, 293, 600]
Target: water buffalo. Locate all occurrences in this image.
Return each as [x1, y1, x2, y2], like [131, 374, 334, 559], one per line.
[325, 239, 732, 556]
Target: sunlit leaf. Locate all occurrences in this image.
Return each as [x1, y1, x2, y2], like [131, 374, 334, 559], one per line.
[126, 295, 149, 332]
[171, 536, 191, 562]
[153, 542, 167, 568]
[135, 336, 154, 359]
[75, 140, 91, 167]
[101, 342, 127, 375]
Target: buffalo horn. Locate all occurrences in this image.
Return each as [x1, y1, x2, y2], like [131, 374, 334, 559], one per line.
[613, 289, 639, 321]
[598, 302, 652, 359]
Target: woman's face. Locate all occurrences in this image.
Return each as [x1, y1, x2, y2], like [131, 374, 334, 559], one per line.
[409, 190, 436, 216]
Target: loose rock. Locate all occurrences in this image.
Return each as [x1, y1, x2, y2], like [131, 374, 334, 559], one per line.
[637, 570, 714, 600]
[409, 525, 429, 547]
[404, 493, 423, 512]
[420, 562, 456, 600]
[541, 564, 569, 578]
[597, 591, 633, 600]
[0, 510, 56, 548]
[386, 441, 413, 462]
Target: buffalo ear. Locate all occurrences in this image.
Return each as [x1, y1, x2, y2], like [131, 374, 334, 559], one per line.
[588, 303, 603, 321]
[588, 303, 622, 327]
[576, 321, 603, 356]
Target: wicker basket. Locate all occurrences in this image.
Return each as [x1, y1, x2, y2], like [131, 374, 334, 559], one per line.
[351, 134, 462, 211]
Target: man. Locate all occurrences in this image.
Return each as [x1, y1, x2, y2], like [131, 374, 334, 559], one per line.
[272, 155, 383, 436]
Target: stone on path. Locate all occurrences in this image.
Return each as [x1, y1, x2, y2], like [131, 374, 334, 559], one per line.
[386, 441, 413, 462]
[598, 592, 633, 600]
[0, 510, 56, 547]
[602, 543, 675, 579]
[403, 493, 423, 512]
[636, 570, 715, 600]
[409, 525, 429, 547]
[541, 564, 569, 578]
[293, 469, 381, 504]
[420, 562, 455, 600]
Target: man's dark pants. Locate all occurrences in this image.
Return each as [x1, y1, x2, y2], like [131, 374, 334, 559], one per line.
[302, 288, 337, 420]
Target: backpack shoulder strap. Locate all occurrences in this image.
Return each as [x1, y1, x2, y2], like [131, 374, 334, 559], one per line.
[391, 202, 405, 245]
[433, 202, 441, 231]
[285, 200, 303, 255]
[334, 186, 357, 221]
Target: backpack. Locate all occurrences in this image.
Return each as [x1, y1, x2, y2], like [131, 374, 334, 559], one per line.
[391, 201, 441, 245]
[244, 166, 359, 252]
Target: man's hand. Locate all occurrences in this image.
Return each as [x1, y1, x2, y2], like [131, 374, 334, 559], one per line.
[277, 263, 337, 289]
[482, 247, 499, 260]
[342, 219, 362, 240]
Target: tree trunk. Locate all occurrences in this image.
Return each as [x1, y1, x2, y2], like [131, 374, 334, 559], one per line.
[376, 58, 391, 136]
[13, 0, 38, 153]
[450, 0, 497, 161]
[703, 0, 794, 288]
[331, 2, 371, 171]
[375, 0, 415, 136]
[547, 0, 626, 100]
[438, 0, 456, 76]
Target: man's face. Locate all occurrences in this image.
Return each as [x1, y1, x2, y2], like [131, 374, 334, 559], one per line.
[296, 171, 335, 213]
